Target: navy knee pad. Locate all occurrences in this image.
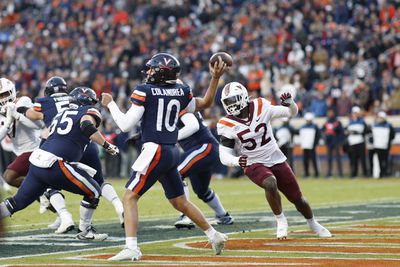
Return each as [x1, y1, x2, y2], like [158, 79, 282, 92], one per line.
[44, 189, 64, 200]
[81, 197, 99, 209]
[200, 189, 215, 203]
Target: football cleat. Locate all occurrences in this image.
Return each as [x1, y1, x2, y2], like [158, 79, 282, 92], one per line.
[108, 247, 142, 261]
[209, 232, 228, 255]
[39, 195, 50, 214]
[48, 216, 61, 230]
[174, 214, 195, 229]
[309, 222, 332, 238]
[76, 225, 108, 241]
[216, 212, 234, 225]
[55, 215, 75, 234]
[276, 217, 288, 240]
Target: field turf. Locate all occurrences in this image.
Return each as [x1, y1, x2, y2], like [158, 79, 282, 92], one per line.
[0, 177, 399, 266]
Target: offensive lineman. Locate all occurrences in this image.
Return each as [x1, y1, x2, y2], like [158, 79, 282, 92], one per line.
[217, 82, 331, 239]
[24, 77, 124, 232]
[0, 88, 118, 240]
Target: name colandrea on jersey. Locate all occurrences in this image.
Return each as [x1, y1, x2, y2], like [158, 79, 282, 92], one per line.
[151, 88, 184, 96]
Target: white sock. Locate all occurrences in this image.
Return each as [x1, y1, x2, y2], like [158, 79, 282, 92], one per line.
[183, 182, 190, 201]
[204, 227, 217, 240]
[307, 217, 318, 227]
[0, 201, 11, 218]
[79, 201, 95, 231]
[126, 237, 137, 250]
[206, 193, 226, 217]
[101, 183, 123, 215]
[49, 193, 71, 221]
[275, 212, 286, 222]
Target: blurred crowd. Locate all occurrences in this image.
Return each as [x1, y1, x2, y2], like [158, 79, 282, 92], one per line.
[1, 0, 400, 178]
[1, 0, 400, 117]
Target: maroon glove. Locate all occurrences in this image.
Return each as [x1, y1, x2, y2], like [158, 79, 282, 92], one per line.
[239, 155, 248, 168]
[280, 92, 292, 107]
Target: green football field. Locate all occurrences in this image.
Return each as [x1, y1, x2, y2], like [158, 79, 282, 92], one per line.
[1, 177, 400, 266]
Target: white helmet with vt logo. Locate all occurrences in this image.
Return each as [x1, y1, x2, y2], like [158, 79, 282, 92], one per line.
[221, 82, 249, 116]
[0, 78, 16, 107]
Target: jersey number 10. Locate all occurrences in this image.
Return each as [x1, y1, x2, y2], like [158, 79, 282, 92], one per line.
[156, 99, 180, 132]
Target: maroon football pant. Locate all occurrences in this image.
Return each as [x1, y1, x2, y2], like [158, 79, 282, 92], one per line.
[244, 161, 302, 203]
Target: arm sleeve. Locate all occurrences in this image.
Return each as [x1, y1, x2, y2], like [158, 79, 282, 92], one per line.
[18, 115, 44, 129]
[108, 101, 144, 132]
[269, 102, 298, 119]
[219, 145, 240, 167]
[186, 97, 196, 113]
[178, 113, 200, 141]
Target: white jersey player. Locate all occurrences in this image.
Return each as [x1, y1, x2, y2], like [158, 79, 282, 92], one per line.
[217, 82, 331, 239]
[0, 78, 42, 188]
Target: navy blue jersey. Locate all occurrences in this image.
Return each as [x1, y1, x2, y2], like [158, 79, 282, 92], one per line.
[34, 94, 70, 127]
[130, 83, 193, 144]
[177, 111, 218, 151]
[41, 106, 102, 162]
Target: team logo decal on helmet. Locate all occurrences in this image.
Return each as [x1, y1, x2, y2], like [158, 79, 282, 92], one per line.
[69, 87, 98, 107]
[145, 53, 181, 84]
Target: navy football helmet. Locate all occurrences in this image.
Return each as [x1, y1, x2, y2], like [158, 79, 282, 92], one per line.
[145, 53, 181, 84]
[69, 87, 98, 106]
[45, 76, 68, 96]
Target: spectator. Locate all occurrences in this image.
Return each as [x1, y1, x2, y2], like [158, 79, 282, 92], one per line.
[322, 109, 344, 178]
[346, 106, 369, 178]
[371, 111, 395, 178]
[299, 113, 320, 178]
[274, 117, 296, 170]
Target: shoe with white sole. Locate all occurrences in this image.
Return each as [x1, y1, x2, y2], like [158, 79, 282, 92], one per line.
[174, 214, 195, 229]
[216, 212, 234, 225]
[48, 216, 61, 230]
[108, 247, 142, 261]
[276, 217, 288, 240]
[309, 222, 332, 238]
[55, 216, 75, 234]
[76, 225, 108, 241]
[210, 232, 228, 255]
[39, 195, 50, 214]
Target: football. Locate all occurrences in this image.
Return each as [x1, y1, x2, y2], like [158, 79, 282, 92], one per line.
[209, 52, 233, 67]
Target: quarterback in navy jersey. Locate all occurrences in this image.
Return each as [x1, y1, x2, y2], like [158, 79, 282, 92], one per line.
[0, 87, 119, 240]
[174, 111, 233, 229]
[24, 77, 124, 233]
[102, 53, 228, 261]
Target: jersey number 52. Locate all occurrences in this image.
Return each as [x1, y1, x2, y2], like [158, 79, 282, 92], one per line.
[237, 123, 271, 150]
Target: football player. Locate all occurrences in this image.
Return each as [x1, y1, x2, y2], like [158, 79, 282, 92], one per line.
[174, 111, 233, 229]
[217, 82, 331, 239]
[24, 77, 124, 233]
[0, 78, 42, 188]
[0, 87, 118, 240]
[101, 53, 228, 261]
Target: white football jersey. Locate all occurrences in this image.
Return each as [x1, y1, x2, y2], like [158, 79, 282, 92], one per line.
[0, 97, 41, 156]
[217, 98, 292, 167]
